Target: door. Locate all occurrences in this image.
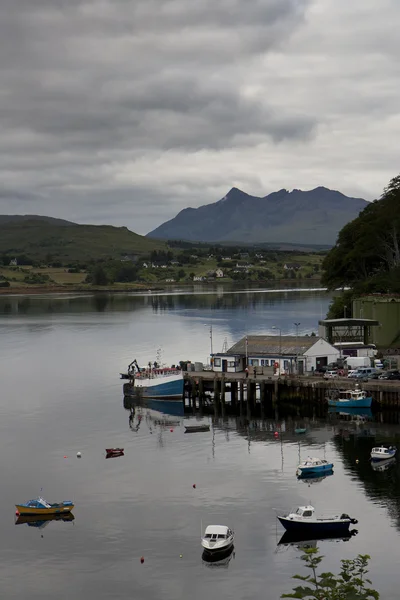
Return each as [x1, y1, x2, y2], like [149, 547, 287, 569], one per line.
[316, 356, 328, 370]
[222, 360, 227, 372]
[298, 360, 304, 375]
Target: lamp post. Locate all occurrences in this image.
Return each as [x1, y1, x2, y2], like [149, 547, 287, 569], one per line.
[272, 326, 282, 375]
[294, 322, 301, 374]
[204, 324, 213, 365]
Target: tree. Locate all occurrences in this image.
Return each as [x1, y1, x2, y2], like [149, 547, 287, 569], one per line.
[89, 265, 108, 286]
[177, 269, 186, 280]
[282, 548, 379, 599]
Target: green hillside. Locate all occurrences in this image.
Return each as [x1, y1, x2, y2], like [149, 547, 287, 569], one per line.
[0, 220, 166, 262]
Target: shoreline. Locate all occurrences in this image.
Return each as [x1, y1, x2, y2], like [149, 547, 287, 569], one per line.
[0, 279, 324, 296]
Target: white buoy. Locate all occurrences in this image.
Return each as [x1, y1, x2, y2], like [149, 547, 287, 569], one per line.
[77, 452, 82, 458]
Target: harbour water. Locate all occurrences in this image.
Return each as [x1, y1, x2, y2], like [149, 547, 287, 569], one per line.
[1, 287, 400, 599]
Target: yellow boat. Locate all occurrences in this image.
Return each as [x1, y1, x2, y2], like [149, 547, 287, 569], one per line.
[16, 496, 74, 516]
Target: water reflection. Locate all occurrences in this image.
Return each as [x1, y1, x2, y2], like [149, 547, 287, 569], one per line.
[297, 470, 334, 486]
[202, 546, 235, 568]
[277, 529, 358, 551]
[15, 513, 75, 529]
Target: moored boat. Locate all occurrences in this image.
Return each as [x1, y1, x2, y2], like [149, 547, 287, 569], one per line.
[16, 497, 74, 516]
[296, 457, 334, 476]
[277, 505, 357, 535]
[201, 525, 234, 555]
[370, 445, 396, 461]
[327, 384, 372, 409]
[295, 428, 307, 434]
[122, 359, 184, 400]
[105, 448, 124, 458]
[184, 424, 210, 433]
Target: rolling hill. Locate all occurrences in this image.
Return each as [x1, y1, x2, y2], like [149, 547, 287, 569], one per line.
[0, 218, 165, 262]
[147, 187, 368, 245]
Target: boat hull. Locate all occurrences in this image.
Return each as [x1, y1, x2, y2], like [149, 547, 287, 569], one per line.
[370, 451, 396, 461]
[123, 374, 184, 400]
[328, 397, 372, 408]
[278, 517, 351, 535]
[201, 540, 234, 555]
[297, 463, 334, 475]
[16, 504, 74, 516]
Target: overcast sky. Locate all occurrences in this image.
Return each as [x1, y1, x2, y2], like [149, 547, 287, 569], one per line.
[0, 0, 399, 234]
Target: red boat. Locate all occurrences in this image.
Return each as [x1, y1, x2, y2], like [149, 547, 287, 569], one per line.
[105, 448, 124, 458]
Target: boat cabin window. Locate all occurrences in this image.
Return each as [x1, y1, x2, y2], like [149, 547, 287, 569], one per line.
[303, 510, 313, 517]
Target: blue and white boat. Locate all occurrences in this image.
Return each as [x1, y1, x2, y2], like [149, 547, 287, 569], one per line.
[277, 505, 357, 535]
[370, 445, 397, 461]
[327, 384, 372, 409]
[122, 359, 184, 400]
[296, 457, 334, 476]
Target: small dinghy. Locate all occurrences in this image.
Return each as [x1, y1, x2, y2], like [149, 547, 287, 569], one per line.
[295, 428, 307, 434]
[201, 525, 234, 555]
[105, 448, 124, 458]
[370, 445, 396, 461]
[184, 424, 210, 433]
[296, 457, 334, 476]
[277, 505, 357, 535]
[16, 497, 74, 516]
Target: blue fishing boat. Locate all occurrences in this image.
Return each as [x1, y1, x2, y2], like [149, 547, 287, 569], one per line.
[277, 505, 357, 535]
[122, 359, 184, 400]
[327, 384, 372, 409]
[296, 457, 334, 476]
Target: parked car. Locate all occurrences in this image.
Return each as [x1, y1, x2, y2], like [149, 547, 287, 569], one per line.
[379, 370, 400, 380]
[347, 370, 357, 378]
[324, 370, 338, 379]
[368, 370, 385, 380]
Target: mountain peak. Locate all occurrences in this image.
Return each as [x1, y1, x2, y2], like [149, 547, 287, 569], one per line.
[147, 186, 369, 245]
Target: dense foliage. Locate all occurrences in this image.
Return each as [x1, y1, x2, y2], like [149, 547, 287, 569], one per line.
[322, 175, 400, 294]
[282, 548, 379, 599]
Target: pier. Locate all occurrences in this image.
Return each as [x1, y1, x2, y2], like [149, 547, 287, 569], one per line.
[182, 371, 400, 415]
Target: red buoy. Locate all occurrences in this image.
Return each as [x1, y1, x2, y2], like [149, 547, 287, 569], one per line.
[170, 429, 173, 433]
[192, 484, 196, 489]
[140, 556, 144, 564]
[274, 431, 279, 437]
[15, 510, 19, 516]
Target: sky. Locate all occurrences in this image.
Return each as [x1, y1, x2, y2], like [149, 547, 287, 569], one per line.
[0, 0, 399, 234]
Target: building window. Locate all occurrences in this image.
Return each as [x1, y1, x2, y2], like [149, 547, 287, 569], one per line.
[214, 358, 221, 367]
[228, 361, 235, 367]
[261, 359, 269, 366]
[252, 359, 259, 366]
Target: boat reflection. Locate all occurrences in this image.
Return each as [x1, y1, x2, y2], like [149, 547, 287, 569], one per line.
[124, 396, 184, 417]
[277, 529, 358, 549]
[297, 469, 334, 485]
[15, 512, 75, 529]
[202, 546, 235, 568]
[328, 407, 373, 419]
[371, 457, 397, 472]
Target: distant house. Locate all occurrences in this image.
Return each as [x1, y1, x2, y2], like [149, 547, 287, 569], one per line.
[193, 276, 204, 282]
[284, 263, 302, 270]
[215, 268, 224, 278]
[121, 254, 138, 262]
[9, 258, 17, 267]
[221, 257, 231, 261]
[170, 260, 180, 266]
[142, 262, 149, 268]
[239, 252, 249, 259]
[165, 278, 175, 283]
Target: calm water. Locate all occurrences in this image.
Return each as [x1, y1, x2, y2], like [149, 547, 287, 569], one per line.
[1, 287, 400, 599]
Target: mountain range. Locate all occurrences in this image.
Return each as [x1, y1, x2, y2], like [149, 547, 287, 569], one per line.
[147, 187, 368, 245]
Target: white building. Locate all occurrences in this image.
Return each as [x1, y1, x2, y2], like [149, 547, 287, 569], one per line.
[212, 335, 339, 374]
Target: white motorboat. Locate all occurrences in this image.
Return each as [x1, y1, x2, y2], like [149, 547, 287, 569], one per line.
[370, 445, 397, 461]
[201, 525, 234, 555]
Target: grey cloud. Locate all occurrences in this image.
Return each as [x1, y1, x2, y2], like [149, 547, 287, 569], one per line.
[0, 0, 398, 233]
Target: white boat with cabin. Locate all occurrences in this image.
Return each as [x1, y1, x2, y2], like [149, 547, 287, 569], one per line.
[201, 525, 234, 555]
[370, 446, 397, 461]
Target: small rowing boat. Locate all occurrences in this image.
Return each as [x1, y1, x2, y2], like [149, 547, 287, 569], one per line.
[16, 497, 74, 516]
[184, 424, 210, 433]
[105, 448, 124, 458]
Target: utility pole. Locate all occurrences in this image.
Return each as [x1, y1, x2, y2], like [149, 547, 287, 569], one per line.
[294, 322, 301, 374]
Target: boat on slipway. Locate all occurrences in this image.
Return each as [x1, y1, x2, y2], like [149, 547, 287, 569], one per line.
[121, 358, 184, 400]
[277, 505, 357, 535]
[370, 446, 397, 461]
[327, 385, 372, 409]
